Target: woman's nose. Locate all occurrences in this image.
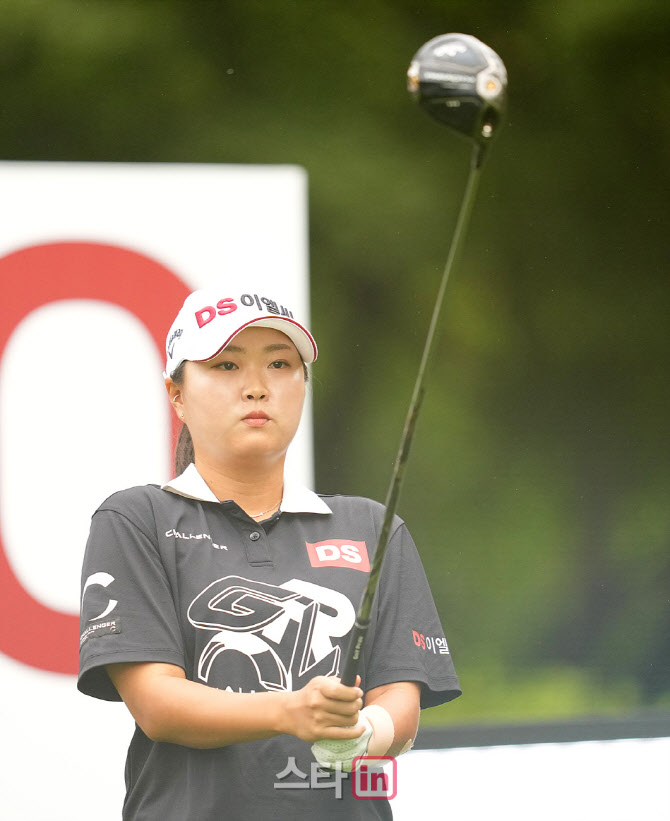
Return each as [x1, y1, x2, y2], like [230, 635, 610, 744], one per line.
[243, 371, 268, 400]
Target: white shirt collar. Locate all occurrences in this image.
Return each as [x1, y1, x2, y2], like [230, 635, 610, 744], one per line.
[161, 462, 332, 515]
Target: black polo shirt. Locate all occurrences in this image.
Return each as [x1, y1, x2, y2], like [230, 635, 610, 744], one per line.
[79, 464, 460, 820]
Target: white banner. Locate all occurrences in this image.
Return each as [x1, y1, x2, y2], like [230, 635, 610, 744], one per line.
[0, 161, 310, 819]
[393, 737, 669, 820]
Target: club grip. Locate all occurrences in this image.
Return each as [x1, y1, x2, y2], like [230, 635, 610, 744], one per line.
[340, 617, 370, 686]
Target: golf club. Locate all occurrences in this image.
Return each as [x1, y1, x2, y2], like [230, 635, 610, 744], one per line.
[341, 33, 507, 686]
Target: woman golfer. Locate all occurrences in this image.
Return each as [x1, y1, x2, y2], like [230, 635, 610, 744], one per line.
[78, 285, 460, 820]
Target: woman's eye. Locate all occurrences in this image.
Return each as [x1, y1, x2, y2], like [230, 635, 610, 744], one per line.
[269, 360, 289, 369]
[216, 361, 238, 371]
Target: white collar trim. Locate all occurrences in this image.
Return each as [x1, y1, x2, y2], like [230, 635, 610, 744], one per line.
[161, 462, 332, 515]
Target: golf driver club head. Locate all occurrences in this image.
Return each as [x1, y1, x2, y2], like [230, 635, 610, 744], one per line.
[408, 33, 507, 154]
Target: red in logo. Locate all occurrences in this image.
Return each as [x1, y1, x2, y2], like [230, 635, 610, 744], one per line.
[352, 756, 397, 800]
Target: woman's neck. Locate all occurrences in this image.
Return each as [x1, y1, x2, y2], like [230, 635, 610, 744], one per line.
[194, 455, 285, 518]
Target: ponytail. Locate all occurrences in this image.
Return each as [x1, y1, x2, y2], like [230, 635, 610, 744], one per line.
[175, 423, 194, 476]
[171, 362, 194, 476]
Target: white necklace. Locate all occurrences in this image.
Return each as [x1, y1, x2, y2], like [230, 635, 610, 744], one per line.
[249, 499, 282, 519]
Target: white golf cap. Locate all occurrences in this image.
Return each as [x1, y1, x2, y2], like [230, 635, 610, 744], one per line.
[164, 287, 318, 378]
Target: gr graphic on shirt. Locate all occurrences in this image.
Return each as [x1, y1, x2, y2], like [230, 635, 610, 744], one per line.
[187, 576, 356, 692]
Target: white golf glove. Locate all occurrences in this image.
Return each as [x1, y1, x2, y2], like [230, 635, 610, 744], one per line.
[311, 711, 374, 772]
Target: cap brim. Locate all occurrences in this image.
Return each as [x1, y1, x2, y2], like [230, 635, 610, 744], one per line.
[197, 316, 318, 365]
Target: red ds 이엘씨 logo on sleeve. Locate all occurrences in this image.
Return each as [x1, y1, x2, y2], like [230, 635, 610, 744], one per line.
[306, 540, 370, 572]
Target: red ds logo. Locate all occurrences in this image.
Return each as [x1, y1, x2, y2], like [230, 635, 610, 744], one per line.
[305, 540, 370, 572]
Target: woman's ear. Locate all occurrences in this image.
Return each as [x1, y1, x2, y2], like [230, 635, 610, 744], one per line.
[165, 377, 184, 420]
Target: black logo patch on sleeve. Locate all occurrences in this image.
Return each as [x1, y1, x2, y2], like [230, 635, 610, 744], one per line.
[79, 618, 122, 648]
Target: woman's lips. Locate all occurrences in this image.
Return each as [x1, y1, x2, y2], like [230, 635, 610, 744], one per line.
[243, 412, 270, 427]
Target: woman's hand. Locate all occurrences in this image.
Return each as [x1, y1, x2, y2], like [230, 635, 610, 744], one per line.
[311, 680, 422, 771]
[311, 710, 373, 772]
[281, 675, 365, 742]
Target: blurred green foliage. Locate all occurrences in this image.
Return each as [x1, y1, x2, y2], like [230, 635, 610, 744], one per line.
[1, 0, 668, 725]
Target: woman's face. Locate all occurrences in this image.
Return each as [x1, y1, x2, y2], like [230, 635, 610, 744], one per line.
[170, 326, 307, 470]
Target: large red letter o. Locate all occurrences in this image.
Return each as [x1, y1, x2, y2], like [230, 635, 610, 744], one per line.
[0, 242, 189, 674]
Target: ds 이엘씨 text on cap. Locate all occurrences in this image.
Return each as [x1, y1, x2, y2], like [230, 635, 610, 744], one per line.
[164, 288, 318, 378]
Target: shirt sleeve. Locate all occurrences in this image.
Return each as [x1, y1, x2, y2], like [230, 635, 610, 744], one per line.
[364, 519, 462, 708]
[78, 497, 185, 701]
